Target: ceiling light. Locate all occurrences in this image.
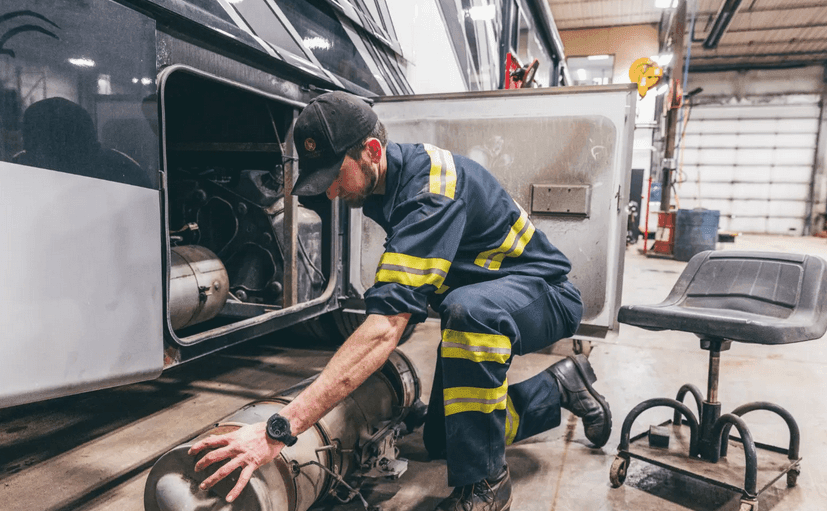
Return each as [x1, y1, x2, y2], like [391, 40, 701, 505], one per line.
[141, 77, 153, 85]
[588, 55, 610, 61]
[655, 0, 678, 8]
[704, 0, 743, 49]
[132, 78, 139, 84]
[68, 57, 95, 67]
[303, 37, 331, 50]
[468, 5, 496, 21]
[577, 69, 587, 81]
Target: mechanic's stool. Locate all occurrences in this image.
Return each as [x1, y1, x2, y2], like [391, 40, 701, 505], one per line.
[611, 251, 827, 511]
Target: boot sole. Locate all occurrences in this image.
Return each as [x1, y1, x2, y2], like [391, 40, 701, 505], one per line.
[570, 354, 612, 448]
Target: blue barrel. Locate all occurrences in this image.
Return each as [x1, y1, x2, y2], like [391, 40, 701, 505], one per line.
[674, 209, 720, 262]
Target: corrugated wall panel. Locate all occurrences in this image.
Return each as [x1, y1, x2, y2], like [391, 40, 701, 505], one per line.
[684, 118, 820, 134]
[684, 132, 817, 148]
[676, 98, 820, 235]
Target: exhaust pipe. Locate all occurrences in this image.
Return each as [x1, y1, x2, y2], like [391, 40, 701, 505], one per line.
[144, 349, 421, 511]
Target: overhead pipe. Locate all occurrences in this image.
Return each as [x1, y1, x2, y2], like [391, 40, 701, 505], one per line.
[144, 349, 422, 511]
[703, 0, 743, 49]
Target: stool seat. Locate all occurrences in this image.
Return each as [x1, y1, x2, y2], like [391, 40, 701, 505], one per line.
[618, 251, 827, 344]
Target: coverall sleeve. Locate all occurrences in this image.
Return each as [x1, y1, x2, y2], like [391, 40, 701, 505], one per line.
[364, 193, 466, 323]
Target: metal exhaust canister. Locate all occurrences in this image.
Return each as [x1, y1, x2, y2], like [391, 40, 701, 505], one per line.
[144, 349, 421, 511]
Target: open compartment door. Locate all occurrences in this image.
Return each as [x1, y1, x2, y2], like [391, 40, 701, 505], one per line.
[352, 85, 636, 340]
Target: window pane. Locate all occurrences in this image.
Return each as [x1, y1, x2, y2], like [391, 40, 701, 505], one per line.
[1, 0, 158, 188]
[231, 0, 308, 59]
[436, 0, 476, 90]
[279, 0, 383, 93]
[185, 0, 235, 24]
[567, 56, 615, 86]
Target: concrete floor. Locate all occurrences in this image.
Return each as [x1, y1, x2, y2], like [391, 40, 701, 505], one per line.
[327, 234, 827, 511]
[2, 234, 826, 511]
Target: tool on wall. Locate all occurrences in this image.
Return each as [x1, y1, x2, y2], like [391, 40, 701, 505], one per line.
[504, 52, 539, 89]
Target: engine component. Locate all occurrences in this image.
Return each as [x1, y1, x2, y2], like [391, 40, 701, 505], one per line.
[168, 169, 324, 307]
[144, 350, 421, 511]
[168, 245, 230, 330]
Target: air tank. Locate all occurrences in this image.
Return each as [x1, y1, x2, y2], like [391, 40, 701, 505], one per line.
[168, 245, 230, 330]
[144, 349, 421, 511]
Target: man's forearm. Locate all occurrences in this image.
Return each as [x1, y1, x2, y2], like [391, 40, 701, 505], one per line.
[277, 313, 411, 435]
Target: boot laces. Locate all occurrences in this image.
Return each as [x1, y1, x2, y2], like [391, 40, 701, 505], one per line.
[473, 479, 495, 499]
[449, 479, 495, 511]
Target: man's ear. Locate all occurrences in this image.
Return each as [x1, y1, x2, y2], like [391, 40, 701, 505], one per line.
[366, 138, 382, 163]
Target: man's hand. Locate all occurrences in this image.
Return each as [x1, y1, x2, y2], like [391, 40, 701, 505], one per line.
[188, 421, 282, 503]
[187, 313, 410, 503]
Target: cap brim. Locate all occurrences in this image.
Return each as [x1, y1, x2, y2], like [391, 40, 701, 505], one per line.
[292, 153, 345, 196]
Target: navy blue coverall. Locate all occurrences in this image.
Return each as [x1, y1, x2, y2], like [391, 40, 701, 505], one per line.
[362, 142, 583, 487]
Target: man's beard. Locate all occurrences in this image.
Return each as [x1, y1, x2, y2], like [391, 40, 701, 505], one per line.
[342, 160, 377, 208]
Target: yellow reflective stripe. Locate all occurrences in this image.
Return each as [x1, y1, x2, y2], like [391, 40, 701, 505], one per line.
[474, 203, 535, 271]
[424, 143, 457, 199]
[440, 329, 511, 364]
[435, 284, 450, 295]
[505, 395, 520, 445]
[375, 252, 451, 288]
[444, 379, 508, 416]
[380, 252, 451, 273]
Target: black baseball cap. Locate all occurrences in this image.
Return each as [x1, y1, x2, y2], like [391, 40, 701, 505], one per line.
[292, 91, 378, 196]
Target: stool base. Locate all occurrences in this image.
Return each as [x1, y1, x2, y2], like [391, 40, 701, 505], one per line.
[610, 388, 801, 509]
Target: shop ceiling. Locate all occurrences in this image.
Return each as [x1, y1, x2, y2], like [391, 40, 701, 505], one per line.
[547, 0, 827, 72]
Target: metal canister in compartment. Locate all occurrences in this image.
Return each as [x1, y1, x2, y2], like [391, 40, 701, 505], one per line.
[168, 245, 230, 330]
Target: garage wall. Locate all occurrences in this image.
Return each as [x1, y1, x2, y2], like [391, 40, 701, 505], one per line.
[558, 24, 659, 85]
[678, 66, 826, 235]
[558, 23, 661, 203]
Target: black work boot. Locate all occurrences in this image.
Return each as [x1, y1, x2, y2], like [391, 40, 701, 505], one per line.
[434, 465, 512, 511]
[546, 354, 612, 447]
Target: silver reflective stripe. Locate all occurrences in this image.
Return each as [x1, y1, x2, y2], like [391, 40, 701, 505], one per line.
[444, 395, 508, 407]
[441, 341, 511, 355]
[436, 149, 447, 196]
[481, 219, 532, 270]
[377, 263, 448, 278]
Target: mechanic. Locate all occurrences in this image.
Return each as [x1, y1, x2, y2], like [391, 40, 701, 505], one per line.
[189, 91, 612, 511]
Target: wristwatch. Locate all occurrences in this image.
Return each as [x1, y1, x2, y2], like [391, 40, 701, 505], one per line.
[265, 413, 298, 446]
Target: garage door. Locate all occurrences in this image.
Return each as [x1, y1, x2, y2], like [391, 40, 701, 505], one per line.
[676, 97, 821, 235]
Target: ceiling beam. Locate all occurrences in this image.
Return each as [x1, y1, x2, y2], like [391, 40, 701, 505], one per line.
[691, 49, 827, 60]
[718, 23, 827, 33]
[549, 0, 649, 6]
[703, 0, 744, 49]
[692, 38, 827, 49]
[690, 60, 823, 73]
[555, 20, 661, 30]
[695, 2, 827, 16]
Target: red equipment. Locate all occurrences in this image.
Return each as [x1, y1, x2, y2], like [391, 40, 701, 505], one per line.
[504, 52, 539, 89]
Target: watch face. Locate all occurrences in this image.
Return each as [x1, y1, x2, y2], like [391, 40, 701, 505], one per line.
[267, 414, 298, 446]
[267, 415, 289, 438]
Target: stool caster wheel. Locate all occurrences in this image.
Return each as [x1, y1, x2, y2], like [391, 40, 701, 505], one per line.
[739, 498, 757, 511]
[609, 455, 629, 488]
[787, 466, 800, 487]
